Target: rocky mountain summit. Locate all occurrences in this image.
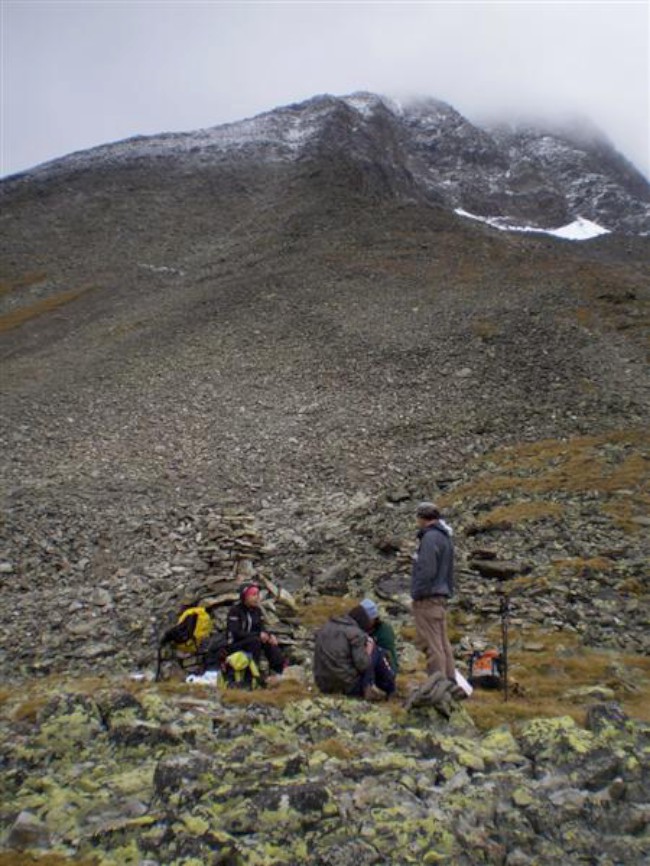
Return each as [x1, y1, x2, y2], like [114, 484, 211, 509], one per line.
[1, 90, 649, 864]
[5, 91, 650, 234]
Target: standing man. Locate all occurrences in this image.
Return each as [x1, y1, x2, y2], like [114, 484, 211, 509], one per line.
[410, 501, 456, 682]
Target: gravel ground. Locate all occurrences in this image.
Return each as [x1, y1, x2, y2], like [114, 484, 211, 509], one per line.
[1, 156, 649, 676]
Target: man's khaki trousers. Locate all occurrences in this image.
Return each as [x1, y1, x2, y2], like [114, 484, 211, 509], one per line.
[412, 597, 455, 678]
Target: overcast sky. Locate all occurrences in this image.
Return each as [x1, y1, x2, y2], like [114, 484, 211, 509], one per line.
[2, 0, 649, 179]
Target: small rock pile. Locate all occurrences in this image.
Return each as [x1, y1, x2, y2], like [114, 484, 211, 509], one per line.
[0, 504, 302, 677]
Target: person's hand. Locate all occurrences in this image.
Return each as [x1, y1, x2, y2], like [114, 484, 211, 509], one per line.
[365, 637, 375, 656]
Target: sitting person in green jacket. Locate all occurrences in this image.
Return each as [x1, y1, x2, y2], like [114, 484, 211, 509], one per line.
[360, 598, 399, 673]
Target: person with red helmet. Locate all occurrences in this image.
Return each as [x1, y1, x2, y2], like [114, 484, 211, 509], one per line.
[226, 584, 286, 675]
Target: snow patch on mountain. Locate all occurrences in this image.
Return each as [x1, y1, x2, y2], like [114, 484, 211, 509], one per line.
[549, 217, 611, 240]
[454, 209, 611, 241]
[6, 90, 649, 234]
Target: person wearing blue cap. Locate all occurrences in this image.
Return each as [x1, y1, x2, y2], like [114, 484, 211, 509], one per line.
[360, 598, 399, 673]
[313, 604, 395, 700]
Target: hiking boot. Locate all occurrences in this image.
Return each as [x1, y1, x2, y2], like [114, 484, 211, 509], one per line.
[448, 679, 468, 701]
[363, 684, 387, 702]
[405, 672, 455, 712]
[436, 694, 453, 720]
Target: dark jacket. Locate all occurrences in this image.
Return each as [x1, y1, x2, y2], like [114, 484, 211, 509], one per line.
[162, 612, 197, 647]
[313, 614, 370, 694]
[227, 601, 265, 643]
[411, 523, 455, 601]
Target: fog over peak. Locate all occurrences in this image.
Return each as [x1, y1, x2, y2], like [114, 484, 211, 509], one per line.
[2, 1, 648, 179]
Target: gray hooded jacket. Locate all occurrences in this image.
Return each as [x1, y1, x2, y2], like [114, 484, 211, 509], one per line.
[313, 614, 370, 694]
[411, 522, 455, 600]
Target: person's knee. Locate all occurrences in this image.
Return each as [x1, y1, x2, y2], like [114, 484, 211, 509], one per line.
[264, 644, 285, 674]
[233, 636, 262, 659]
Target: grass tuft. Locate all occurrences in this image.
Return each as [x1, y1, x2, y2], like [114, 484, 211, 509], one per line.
[464, 632, 650, 731]
[11, 696, 50, 724]
[551, 556, 615, 575]
[602, 494, 650, 533]
[220, 677, 312, 707]
[478, 501, 564, 527]
[0, 854, 99, 866]
[0, 287, 92, 333]
[313, 737, 360, 760]
[471, 318, 501, 341]
[441, 430, 649, 535]
[0, 271, 48, 297]
[296, 595, 357, 627]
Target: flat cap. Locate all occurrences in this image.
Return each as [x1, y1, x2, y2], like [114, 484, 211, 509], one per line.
[416, 501, 440, 520]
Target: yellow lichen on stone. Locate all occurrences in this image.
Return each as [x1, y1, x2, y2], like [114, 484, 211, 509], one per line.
[520, 716, 594, 756]
[512, 787, 535, 807]
[106, 765, 155, 796]
[308, 751, 329, 769]
[362, 752, 418, 774]
[100, 840, 141, 865]
[322, 800, 339, 817]
[457, 750, 485, 771]
[36, 708, 102, 752]
[181, 813, 210, 835]
[481, 726, 519, 757]
[139, 690, 175, 721]
[438, 762, 457, 781]
[423, 852, 447, 864]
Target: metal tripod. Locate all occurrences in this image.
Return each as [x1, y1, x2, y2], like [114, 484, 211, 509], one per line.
[497, 583, 511, 702]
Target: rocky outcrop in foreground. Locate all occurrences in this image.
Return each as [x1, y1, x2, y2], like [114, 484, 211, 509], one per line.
[1, 676, 648, 865]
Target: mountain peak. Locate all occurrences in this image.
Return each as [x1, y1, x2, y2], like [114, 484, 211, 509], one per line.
[3, 90, 649, 234]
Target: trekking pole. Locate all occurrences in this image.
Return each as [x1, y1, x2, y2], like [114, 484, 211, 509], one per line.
[499, 586, 510, 703]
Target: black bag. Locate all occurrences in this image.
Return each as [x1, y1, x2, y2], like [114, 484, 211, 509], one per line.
[201, 632, 230, 669]
[155, 622, 228, 681]
[468, 648, 502, 689]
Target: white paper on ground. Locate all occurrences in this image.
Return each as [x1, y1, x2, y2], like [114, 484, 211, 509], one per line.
[455, 669, 473, 697]
[186, 671, 220, 685]
[130, 671, 154, 682]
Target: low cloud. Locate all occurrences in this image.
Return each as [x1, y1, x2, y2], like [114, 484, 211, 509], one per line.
[2, 1, 648, 178]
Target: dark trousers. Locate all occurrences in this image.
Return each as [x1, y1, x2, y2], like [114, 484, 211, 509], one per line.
[229, 634, 285, 674]
[349, 646, 396, 697]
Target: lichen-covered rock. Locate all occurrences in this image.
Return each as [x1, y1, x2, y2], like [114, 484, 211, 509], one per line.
[153, 751, 216, 804]
[585, 701, 630, 733]
[5, 809, 50, 849]
[480, 725, 527, 766]
[97, 689, 146, 726]
[518, 715, 595, 764]
[1, 675, 649, 866]
[33, 693, 105, 758]
[562, 684, 616, 702]
[109, 719, 191, 748]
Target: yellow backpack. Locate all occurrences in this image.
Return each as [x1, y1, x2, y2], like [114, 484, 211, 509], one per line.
[174, 606, 214, 654]
[223, 650, 262, 689]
